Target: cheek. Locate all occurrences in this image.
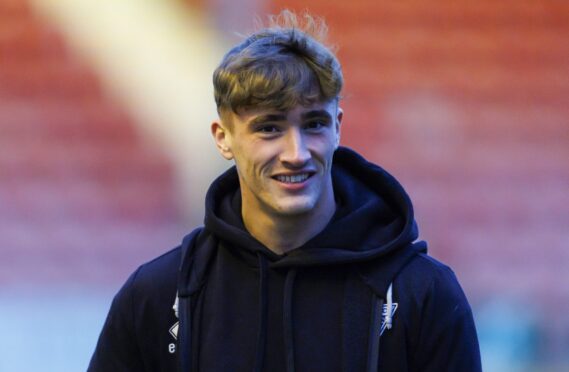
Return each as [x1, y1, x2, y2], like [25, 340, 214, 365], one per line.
[312, 137, 337, 160]
[321, 143, 338, 172]
[249, 145, 279, 169]
[235, 150, 267, 178]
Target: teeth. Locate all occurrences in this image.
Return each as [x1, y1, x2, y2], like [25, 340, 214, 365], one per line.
[276, 173, 309, 184]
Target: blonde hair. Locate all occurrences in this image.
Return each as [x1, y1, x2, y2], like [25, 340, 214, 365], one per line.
[213, 10, 343, 119]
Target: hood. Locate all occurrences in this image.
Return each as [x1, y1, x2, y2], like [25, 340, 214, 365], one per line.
[178, 146, 426, 372]
[203, 146, 420, 268]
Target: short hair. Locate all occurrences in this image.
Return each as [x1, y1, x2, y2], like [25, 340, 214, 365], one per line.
[213, 10, 343, 119]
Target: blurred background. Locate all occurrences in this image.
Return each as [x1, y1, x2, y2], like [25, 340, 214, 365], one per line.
[0, 0, 568, 370]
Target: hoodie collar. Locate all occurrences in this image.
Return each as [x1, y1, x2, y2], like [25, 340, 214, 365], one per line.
[204, 146, 418, 267]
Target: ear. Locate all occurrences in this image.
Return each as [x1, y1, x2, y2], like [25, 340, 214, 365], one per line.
[211, 120, 234, 160]
[335, 107, 343, 149]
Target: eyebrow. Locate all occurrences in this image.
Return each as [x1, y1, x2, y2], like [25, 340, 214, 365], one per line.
[301, 110, 333, 121]
[247, 110, 333, 127]
[248, 114, 287, 126]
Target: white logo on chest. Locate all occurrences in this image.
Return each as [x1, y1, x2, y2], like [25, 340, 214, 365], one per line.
[169, 321, 179, 340]
[380, 303, 398, 335]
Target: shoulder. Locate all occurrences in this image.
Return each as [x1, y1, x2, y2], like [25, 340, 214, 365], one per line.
[103, 245, 183, 327]
[392, 253, 481, 369]
[389, 252, 473, 338]
[394, 253, 472, 325]
[113, 246, 183, 321]
[123, 226, 209, 304]
[399, 253, 464, 293]
[114, 247, 183, 356]
[405, 252, 455, 277]
[89, 246, 184, 371]
[397, 254, 482, 370]
[109, 245, 182, 303]
[130, 246, 182, 291]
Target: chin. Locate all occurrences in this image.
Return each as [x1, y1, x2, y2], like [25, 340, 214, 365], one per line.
[272, 198, 317, 216]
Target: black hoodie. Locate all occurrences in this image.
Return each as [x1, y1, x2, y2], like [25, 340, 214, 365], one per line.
[89, 147, 481, 372]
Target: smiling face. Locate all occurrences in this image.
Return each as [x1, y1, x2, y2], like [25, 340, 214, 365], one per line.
[212, 100, 342, 222]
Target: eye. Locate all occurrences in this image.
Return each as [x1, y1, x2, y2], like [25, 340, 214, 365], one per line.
[305, 120, 328, 131]
[257, 125, 280, 133]
[254, 124, 283, 137]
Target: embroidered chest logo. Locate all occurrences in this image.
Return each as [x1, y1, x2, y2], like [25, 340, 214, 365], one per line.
[170, 294, 180, 340]
[167, 295, 180, 354]
[169, 321, 179, 340]
[380, 302, 398, 336]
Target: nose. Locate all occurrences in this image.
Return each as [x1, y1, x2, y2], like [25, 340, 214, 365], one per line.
[280, 128, 310, 168]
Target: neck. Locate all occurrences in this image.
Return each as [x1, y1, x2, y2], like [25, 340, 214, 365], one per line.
[242, 193, 336, 255]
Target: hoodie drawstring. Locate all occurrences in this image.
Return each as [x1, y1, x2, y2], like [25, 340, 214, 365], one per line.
[367, 295, 384, 372]
[283, 269, 297, 372]
[178, 295, 193, 372]
[368, 282, 394, 372]
[254, 254, 297, 372]
[384, 283, 394, 331]
[253, 253, 268, 372]
[179, 249, 394, 372]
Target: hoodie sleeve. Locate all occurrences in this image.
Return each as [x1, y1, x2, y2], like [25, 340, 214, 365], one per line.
[88, 268, 145, 372]
[412, 262, 482, 372]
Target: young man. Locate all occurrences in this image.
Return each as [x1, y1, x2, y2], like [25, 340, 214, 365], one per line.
[89, 11, 481, 372]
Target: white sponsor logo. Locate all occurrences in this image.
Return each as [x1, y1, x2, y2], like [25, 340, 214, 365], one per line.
[169, 321, 179, 340]
[380, 303, 398, 335]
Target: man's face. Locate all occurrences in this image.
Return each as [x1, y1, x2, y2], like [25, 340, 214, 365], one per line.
[212, 100, 342, 219]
